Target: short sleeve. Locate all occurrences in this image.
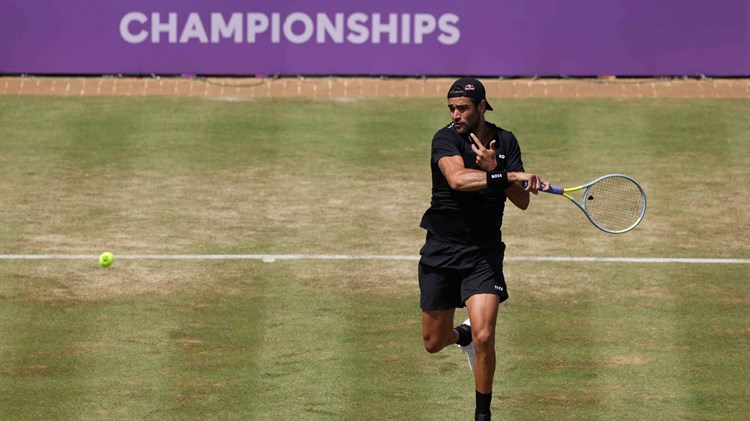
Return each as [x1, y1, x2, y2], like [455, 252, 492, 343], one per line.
[431, 130, 460, 163]
[501, 131, 525, 173]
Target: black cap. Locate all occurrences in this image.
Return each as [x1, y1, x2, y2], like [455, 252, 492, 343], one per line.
[447, 77, 493, 111]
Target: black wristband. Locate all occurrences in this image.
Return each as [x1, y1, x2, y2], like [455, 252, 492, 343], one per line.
[487, 170, 512, 189]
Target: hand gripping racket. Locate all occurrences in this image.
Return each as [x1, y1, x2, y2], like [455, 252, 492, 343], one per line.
[527, 174, 647, 234]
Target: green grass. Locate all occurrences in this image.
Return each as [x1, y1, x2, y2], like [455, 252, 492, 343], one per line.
[0, 95, 748, 420]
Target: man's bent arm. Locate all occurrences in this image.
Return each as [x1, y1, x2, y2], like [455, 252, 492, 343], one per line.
[438, 156, 489, 191]
[439, 156, 548, 198]
[505, 184, 530, 210]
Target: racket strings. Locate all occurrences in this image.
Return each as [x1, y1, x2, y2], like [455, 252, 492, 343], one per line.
[584, 176, 645, 232]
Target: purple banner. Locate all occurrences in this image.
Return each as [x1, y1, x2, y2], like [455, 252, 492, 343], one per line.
[1, 0, 748, 76]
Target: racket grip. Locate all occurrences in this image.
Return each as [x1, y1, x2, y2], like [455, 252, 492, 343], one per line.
[522, 181, 564, 195]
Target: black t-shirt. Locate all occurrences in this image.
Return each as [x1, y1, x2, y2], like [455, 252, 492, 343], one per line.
[419, 122, 525, 244]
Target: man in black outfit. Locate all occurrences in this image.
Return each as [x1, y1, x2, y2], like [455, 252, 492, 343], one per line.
[419, 77, 549, 421]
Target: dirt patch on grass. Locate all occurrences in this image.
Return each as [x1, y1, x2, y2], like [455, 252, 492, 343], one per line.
[1, 364, 56, 377]
[504, 390, 598, 406]
[3, 76, 748, 99]
[3, 260, 267, 302]
[606, 354, 651, 366]
[294, 260, 417, 297]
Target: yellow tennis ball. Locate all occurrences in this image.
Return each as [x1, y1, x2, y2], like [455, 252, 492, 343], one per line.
[99, 252, 114, 267]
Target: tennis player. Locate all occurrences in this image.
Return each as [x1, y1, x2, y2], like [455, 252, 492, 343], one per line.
[419, 77, 549, 421]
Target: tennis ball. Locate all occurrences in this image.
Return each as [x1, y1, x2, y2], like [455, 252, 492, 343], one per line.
[99, 252, 114, 267]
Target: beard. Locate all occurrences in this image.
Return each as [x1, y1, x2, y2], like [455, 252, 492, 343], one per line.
[454, 115, 480, 135]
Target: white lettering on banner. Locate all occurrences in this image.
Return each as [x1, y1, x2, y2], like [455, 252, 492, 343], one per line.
[271, 13, 281, 43]
[247, 13, 269, 43]
[346, 13, 369, 44]
[401, 14, 411, 44]
[413, 14, 436, 44]
[211, 13, 242, 43]
[438, 13, 460, 45]
[372, 13, 398, 44]
[151, 12, 177, 43]
[317, 13, 344, 43]
[284, 12, 314, 44]
[120, 11, 461, 45]
[180, 13, 208, 43]
[121, 12, 148, 43]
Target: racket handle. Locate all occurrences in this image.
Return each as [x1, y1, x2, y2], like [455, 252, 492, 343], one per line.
[522, 181, 564, 195]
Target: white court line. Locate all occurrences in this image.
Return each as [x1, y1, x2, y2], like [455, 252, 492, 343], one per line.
[0, 254, 749, 264]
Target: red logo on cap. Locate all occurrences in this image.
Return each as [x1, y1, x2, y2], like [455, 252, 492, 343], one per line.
[464, 84, 475, 91]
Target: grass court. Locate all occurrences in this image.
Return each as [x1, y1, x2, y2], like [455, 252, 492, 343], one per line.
[0, 94, 748, 420]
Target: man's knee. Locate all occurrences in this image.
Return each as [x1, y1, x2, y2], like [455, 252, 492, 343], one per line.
[472, 326, 496, 351]
[421, 308, 457, 354]
[423, 332, 448, 354]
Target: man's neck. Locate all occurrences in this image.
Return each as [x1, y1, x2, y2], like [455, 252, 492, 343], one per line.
[474, 121, 493, 145]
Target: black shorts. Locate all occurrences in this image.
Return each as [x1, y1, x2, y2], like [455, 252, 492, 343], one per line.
[418, 233, 509, 310]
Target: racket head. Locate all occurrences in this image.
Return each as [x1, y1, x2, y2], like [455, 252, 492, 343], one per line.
[579, 174, 647, 234]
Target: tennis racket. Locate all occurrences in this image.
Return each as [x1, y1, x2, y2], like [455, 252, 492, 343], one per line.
[527, 174, 647, 234]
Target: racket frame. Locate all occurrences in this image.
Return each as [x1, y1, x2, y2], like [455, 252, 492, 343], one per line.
[545, 174, 647, 234]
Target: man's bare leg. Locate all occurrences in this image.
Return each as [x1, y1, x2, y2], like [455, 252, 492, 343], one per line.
[466, 293, 500, 419]
[421, 308, 458, 353]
